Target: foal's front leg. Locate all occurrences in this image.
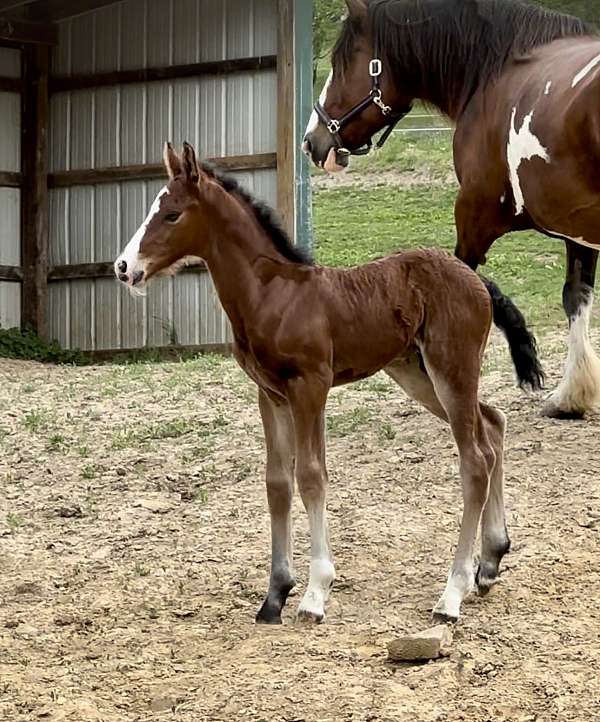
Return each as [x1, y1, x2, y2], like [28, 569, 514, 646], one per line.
[256, 390, 296, 624]
[289, 376, 335, 623]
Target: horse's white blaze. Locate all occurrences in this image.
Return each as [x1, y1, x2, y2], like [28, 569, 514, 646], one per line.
[546, 297, 600, 413]
[115, 186, 168, 277]
[507, 107, 550, 215]
[544, 81, 552, 95]
[572, 52, 600, 87]
[304, 70, 333, 137]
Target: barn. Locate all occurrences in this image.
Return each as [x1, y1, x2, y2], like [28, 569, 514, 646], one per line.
[0, 0, 313, 355]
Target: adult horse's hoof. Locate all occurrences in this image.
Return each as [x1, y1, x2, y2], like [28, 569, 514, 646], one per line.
[541, 398, 585, 420]
[296, 608, 324, 624]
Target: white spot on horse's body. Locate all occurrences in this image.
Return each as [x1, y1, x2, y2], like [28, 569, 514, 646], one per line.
[500, 193, 506, 204]
[305, 70, 333, 137]
[544, 81, 552, 95]
[572, 52, 600, 87]
[115, 186, 168, 281]
[507, 107, 550, 215]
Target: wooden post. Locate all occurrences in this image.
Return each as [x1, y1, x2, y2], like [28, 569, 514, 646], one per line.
[277, 0, 296, 241]
[21, 43, 49, 337]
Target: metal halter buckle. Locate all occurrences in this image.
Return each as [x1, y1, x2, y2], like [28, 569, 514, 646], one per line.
[327, 119, 341, 134]
[369, 58, 382, 78]
[372, 91, 392, 116]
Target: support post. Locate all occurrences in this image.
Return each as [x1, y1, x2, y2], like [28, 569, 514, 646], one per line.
[277, 0, 296, 241]
[21, 42, 49, 337]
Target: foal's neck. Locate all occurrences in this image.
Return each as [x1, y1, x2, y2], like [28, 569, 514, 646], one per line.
[200, 186, 303, 327]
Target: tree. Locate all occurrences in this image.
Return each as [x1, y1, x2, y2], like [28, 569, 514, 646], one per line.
[313, 0, 345, 81]
[536, 0, 599, 24]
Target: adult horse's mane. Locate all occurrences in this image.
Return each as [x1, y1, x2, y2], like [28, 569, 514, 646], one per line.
[199, 162, 313, 265]
[335, 0, 595, 116]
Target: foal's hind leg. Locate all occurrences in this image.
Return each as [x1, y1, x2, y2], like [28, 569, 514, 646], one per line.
[256, 390, 296, 624]
[386, 356, 490, 622]
[477, 404, 510, 595]
[417, 352, 495, 623]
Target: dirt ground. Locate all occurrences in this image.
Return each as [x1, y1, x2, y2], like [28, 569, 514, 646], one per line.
[1, 330, 599, 722]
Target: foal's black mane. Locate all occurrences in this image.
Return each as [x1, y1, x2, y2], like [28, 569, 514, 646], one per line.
[335, 0, 595, 116]
[199, 162, 313, 265]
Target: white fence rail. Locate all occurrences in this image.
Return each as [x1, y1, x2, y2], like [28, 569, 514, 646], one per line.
[395, 112, 453, 134]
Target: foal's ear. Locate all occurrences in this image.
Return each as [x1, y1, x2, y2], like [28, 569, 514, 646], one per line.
[182, 141, 200, 184]
[163, 142, 183, 180]
[345, 0, 367, 20]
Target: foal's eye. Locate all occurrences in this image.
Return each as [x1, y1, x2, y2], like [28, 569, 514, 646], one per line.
[165, 212, 181, 223]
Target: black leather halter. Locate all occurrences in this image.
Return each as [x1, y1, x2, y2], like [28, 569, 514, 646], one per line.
[314, 53, 412, 157]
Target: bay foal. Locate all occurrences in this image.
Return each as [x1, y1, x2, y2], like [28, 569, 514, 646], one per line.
[115, 143, 517, 624]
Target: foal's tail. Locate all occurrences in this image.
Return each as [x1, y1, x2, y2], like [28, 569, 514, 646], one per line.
[480, 276, 545, 391]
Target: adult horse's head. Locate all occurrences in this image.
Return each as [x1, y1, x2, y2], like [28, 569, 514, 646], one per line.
[115, 143, 205, 293]
[303, 0, 414, 172]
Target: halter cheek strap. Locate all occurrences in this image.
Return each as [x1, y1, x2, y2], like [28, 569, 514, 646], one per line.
[314, 55, 412, 157]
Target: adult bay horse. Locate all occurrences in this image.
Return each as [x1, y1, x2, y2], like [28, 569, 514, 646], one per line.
[114, 142, 532, 623]
[304, 0, 600, 419]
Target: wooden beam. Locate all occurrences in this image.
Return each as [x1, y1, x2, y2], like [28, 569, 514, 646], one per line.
[25, 0, 127, 22]
[48, 153, 278, 188]
[0, 264, 22, 281]
[277, 0, 295, 241]
[0, 75, 20, 92]
[51, 55, 277, 93]
[0, 15, 57, 44]
[0, 0, 35, 15]
[21, 43, 49, 336]
[0, 2, 35, 12]
[48, 261, 207, 282]
[0, 170, 22, 187]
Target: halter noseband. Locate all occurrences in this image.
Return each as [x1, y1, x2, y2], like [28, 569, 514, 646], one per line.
[314, 52, 412, 157]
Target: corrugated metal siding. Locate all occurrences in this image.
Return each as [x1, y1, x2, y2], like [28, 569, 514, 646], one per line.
[0, 47, 21, 329]
[49, 0, 277, 350]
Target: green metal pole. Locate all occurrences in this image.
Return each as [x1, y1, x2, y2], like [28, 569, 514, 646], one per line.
[294, 0, 314, 252]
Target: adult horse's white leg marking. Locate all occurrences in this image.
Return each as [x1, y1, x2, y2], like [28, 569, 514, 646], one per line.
[572, 52, 600, 87]
[507, 107, 550, 216]
[304, 70, 333, 137]
[545, 296, 600, 415]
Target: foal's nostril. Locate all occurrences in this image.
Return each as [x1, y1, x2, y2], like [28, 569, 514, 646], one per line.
[118, 260, 127, 273]
[302, 139, 312, 155]
[118, 273, 128, 283]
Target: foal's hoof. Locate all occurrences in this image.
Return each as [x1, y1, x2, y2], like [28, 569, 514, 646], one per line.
[540, 399, 585, 420]
[432, 611, 459, 625]
[476, 564, 500, 597]
[255, 604, 283, 625]
[296, 608, 324, 624]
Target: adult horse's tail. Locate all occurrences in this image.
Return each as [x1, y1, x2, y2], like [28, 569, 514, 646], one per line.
[480, 276, 545, 391]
